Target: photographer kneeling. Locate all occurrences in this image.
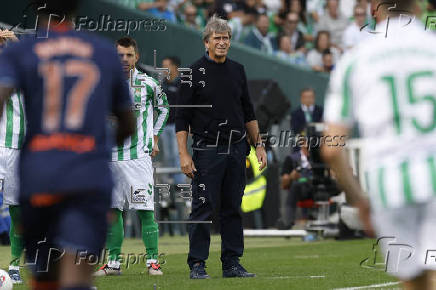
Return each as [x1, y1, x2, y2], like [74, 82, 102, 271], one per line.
[280, 138, 313, 228]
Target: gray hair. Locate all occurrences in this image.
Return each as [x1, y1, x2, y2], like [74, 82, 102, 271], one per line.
[202, 14, 232, 42]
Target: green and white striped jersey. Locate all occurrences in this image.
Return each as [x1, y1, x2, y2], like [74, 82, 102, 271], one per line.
[0, 91, 25, 149]
[324, 19, 436, 210]
[112, 68, 169, 161]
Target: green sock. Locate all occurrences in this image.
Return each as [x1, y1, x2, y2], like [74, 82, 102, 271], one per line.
[137, 210, 159, 260]
[106, 209, 124, 262]
[9, 205, 23, 267]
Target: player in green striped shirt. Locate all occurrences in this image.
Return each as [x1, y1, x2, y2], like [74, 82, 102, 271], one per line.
[0, 29, 25, 285]
[95, 37, 169, 276]
[323, 1, 436, 289]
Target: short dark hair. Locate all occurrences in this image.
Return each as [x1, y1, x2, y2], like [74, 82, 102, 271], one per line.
[163, 56, 181, 67]
[300, 88, 315, 95]
[34, 0, 80, 16]
[322, 48, 332, 56]
[116, 37, 139, 54]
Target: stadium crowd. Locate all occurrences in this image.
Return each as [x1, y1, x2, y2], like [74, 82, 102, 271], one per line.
[107, 0, 436, 72]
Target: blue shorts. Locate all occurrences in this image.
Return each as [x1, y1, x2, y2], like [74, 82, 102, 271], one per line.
[21, 191, 110, 276]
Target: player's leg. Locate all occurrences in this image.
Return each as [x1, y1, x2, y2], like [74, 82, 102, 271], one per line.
[3, 148, 24, 283]
[125, 156, 163, 275]
[20, 195, 61, 290]
[95, 162, 125, 276]
[187, 147, 226, 279]
[370, 203, 432, 289]
[8, 205, 23, 281]
[57, 191, 111, 289]
[220, 141, 255, 278]
[137, 210, 162, 275]
[59, 252, 94, 289]
[410, 200, 436, 290]
[426, 270, 436, 289]
[100, 209, 124, 273]
[402, 273, 428, 290]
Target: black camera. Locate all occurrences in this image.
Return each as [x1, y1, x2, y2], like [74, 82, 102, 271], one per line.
[305, 123, 341, 201]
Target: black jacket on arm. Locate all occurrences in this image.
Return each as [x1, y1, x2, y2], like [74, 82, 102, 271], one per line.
[175, 55, 256, 145]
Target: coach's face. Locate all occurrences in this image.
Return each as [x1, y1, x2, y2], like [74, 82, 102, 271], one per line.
[117, 45, 139, 76]
[205, 31, 230, 60]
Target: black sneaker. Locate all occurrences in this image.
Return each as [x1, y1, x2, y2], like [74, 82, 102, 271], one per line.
[190, 262, 210, 279]
[8, 269, 23, 284]
[222, 263, 256, 278]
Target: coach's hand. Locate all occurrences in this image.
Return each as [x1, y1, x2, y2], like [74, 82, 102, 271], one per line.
[0, 30, 18, 42]
[256, 146, 267, 170]
[180, 152, 197, 179]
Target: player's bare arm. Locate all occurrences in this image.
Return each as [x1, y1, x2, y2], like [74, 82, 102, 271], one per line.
[321, 122, 373, 236]
[152, 135, 159, 157]
[245, 120, 267, 170]
[176, 130, 196, 178]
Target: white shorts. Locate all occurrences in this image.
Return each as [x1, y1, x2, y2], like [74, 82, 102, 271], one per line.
[371, 200, 436, 281]
[0, 147, 20, 206]
[110, 156, 154, 211]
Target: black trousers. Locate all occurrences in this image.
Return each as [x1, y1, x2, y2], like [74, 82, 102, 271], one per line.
[187, 141, 247, 269]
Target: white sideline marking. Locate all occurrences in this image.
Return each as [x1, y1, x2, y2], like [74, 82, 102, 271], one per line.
[294, 255, 320, 259]
[268, 275, 325, 279]
[333, 281, 400, 290]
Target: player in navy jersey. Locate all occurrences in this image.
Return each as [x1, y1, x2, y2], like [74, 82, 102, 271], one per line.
[0, 1, 135, 289]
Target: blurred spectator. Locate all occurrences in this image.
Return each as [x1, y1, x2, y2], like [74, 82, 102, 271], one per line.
[268, 9, 287, 37]
[215, 0, 246, 18]
[339, 0, 357, 19]
[306, 0, 326, 22]
[180, 4, 204, 29]
[245, 0, 267, 15]
[275, 34, 308, 66]
[280, 138, 312, 228]
[139, 0, 177, 23]
[356, 0, 371, 18]
[316, 0, 349, 48]
[228, 4, 258, 42]
[291, 88, 323, 136]
[160, 56, 185, 187]
[244, 14, 276, 53]
[283, 12, 305, 52]
[322, 48, 334, 72]
[307, 30, 340, 71]
[254, 0, 268, 15]
[342, 5, 370, 51]
[263, 0, 282, 13]
[289, 0, 315, 46]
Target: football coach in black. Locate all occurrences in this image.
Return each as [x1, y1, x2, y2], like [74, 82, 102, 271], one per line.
[176, 15, 267, 279]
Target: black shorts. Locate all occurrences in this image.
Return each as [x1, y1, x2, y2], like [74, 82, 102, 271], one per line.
[21, 190, 110, 275]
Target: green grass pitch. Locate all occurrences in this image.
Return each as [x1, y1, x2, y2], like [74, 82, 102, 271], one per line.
[0, 236, 398, 290]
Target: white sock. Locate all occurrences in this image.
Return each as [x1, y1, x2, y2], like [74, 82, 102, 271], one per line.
[108, 260, 121, 269]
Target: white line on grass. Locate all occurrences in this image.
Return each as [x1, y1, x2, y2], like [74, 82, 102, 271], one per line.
[333, 281, 400, 290]
[267, 275, 326, 279]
